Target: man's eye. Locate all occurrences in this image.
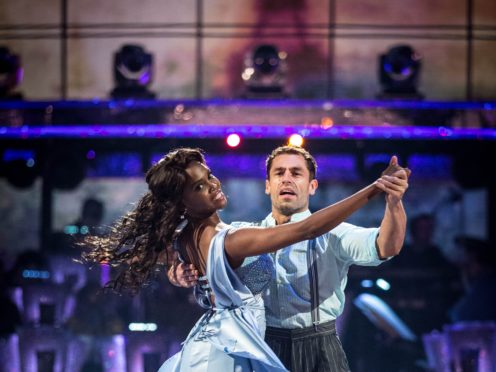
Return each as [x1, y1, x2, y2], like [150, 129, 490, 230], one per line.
[195, 184, 204, 191]
[208, 173, 214, 179]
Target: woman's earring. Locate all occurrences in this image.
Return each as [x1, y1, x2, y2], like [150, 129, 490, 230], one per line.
[174, 209, 188, 236]
[173, 210, 189, 259]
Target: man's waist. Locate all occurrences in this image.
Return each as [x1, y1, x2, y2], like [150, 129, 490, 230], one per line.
[265, 320, 337, 340]
[265, 302, 340, 328]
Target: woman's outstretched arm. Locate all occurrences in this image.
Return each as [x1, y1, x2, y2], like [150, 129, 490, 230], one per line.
[224, 158, 409, 266]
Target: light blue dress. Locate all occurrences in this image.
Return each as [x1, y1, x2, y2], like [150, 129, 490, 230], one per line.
[158, 227, 287, 372]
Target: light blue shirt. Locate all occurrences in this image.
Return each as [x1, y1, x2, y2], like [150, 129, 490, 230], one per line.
[258, 210, 382, 329]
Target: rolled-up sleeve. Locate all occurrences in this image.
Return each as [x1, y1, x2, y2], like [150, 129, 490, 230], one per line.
[327, 222, 383, 266]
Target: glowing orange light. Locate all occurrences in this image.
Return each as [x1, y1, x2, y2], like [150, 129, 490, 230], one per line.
[288, 134, 304, 147]
[321, 117, 334, 129]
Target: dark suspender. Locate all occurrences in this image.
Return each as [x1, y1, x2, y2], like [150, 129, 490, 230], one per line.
[307, 238, 321, 326]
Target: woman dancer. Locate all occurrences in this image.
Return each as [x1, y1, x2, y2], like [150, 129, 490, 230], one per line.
[82, 147, 408, 371]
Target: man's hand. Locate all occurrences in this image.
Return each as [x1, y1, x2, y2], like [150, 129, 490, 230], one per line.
[375, 156, 411, 258]
[375, 156, 410, 206]
[167, 260, 199, 288]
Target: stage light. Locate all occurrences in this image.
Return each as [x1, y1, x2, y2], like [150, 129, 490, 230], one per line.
[0, 46, 23, 100]
[128, 322, 158, 332]
[254, 44, 280, 75]
[361, 279, 374, 288]
[375, 278, 391, 291]
[354, 293, 417, 341]
[226, 133, 241, 148]
[63, 225, 79, 235]
[378, 44, 423, 99]
[242, 44, 288, 98]
[22, 269, 50, 280]
[110, 44, 155, 99]
[288, 134, 304, 147]
[86, 150, 96, 160]
[1, 149, 38, 188]
[321, 117, 334, 129]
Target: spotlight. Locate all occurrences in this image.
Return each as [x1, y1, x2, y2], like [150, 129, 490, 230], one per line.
[110, 44, 156, 99]
[242, 44, 288, 98]
[1, 149, 38, 189]
[128, 322, 158, 332]
[378, 44, 423, 99]
[288, 134, 304, 147]
[226, 133, 241, 148]
[253, 45, 280, 75]
[0, 46, 23, 100]
[361, 279, 374, 288]
[375, 278, 391, 291]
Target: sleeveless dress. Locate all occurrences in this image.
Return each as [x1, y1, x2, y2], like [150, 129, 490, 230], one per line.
[158, 227, 287, 372]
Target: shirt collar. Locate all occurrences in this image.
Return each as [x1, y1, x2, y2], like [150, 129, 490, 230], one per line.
[264, 209, 311, 225]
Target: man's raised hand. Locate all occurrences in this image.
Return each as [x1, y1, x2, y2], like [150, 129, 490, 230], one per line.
[375, 155, 410, 205]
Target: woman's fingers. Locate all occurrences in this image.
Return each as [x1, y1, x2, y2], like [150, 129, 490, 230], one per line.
[376, 175, 408, 195]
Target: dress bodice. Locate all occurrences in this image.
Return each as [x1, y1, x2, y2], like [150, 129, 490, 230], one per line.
[234, 254, 275, 296]
[193, 253, 274, 309]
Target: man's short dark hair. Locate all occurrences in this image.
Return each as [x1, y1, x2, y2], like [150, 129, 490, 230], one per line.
[266, 145, 317, 180]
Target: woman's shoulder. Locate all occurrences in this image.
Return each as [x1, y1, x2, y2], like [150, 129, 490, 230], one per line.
[216, 221, 232, 232]
[203, 222, 233, 250]
[199, 223, 228, 258]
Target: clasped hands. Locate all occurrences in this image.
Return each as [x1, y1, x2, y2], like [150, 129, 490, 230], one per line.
[375, 155, 411, 205]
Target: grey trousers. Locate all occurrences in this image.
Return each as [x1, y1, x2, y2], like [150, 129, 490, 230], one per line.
[265, 320, 351, 372]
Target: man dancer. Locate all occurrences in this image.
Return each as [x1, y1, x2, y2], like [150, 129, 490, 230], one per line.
[170, 146, 409, 371]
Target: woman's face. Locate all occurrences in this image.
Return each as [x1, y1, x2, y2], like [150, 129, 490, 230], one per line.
[182, 161, 227, 218]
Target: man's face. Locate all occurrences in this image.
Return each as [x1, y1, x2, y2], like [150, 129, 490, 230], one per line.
[265, 153, 318, 217]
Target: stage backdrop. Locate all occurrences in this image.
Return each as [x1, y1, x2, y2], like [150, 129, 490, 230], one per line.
[0, 0, 495, 100]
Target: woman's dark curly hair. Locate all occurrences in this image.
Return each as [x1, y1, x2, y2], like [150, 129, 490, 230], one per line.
[82, 148, 205, 294]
